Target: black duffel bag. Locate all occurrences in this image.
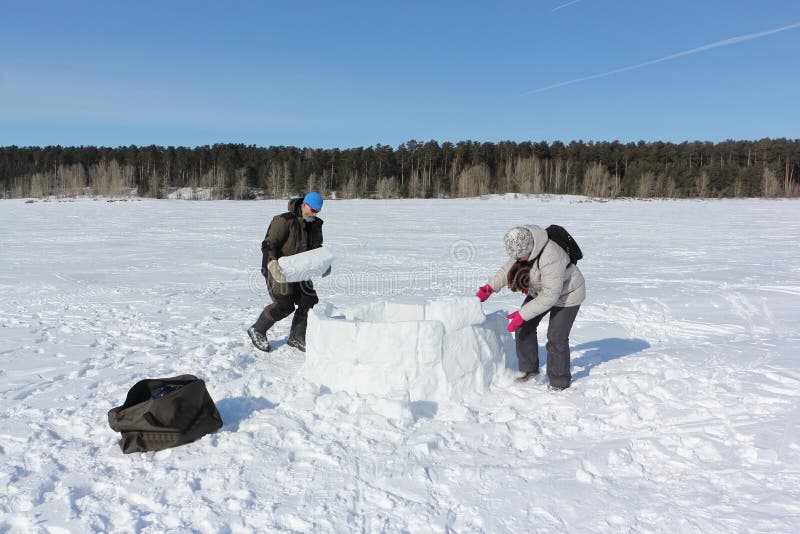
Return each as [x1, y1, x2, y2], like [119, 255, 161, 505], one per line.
[108, 374, 223, 454]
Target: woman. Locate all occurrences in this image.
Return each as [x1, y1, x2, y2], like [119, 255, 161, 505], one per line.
[476, 225, 585, 389]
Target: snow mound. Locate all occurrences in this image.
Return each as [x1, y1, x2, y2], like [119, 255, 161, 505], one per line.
[277, 246, 334, 282]
[304, 296, 512, 407]
[166, 187, 214, 200]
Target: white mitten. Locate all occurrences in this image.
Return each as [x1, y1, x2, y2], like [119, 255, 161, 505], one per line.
[267, 260, 287, 283]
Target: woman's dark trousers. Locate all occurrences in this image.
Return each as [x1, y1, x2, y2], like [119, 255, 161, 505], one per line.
[515, 296, 580, 389]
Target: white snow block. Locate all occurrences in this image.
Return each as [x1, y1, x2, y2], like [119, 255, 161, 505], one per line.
[384, 300, 426, 322]
[277, 246, 334, 282]
[341, 300, 426, 323]
[304, 296, 512, 407]
[424, 296, 484, 333]
[342, 301, 385, 322]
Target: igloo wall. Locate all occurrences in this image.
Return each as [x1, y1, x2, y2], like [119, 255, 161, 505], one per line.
[303, 296, 513, 405]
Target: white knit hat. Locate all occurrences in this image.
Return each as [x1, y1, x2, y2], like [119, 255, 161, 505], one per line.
[504, 226, 534, 259]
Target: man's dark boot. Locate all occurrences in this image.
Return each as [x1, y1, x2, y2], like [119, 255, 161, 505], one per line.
[287, 308, 309, 352]
[248, 314, 275, 352]
[247, 327, 272, 352]
[286, 337, 305, 352]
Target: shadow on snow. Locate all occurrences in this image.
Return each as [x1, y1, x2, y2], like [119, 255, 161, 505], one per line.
[216, 396, 278, 431]
[570, 338, 651, 381]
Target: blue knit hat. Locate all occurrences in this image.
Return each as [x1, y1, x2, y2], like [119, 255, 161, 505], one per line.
[303, 191, 323, 211]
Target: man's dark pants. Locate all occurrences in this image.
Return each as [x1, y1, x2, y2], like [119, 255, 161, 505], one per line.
[515, 295, 580, 389]
[253, 273, 319, 342]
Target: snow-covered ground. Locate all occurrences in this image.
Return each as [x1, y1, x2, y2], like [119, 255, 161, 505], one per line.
[1, 196, 799, 532]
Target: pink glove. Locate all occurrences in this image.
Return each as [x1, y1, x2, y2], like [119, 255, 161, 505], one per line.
[475, 284, 494, 302]
[506, 311, 524, 333]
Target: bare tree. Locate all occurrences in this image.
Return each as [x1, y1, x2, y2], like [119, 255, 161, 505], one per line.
[456, 164, 490, 197]
[319, 169, 329, 197]
[407, 168, 422, 198]
[510, 156, 541, 195]
[197, 168, 219, 199]
[147, 167, 162, 198]
[500, 157, 513, 193]
[512, 158, 532, 194]
[11, 177, 24, 198]
[266, 163, 280, 198]
[28, 173, 47, 198]
[376, 176, 399, 199]
[306, 172, 317, 195]
[762, 167, 779, 198]
[582, 163, 611, 198]
[281, 162, 291, 198]
[265, 161, 291, 199]
[665, 177, 678, 198]
[637, 171, 655, 199]
[733, 175, 745, 198]
[697, 170, 709, 198]
[653, 173, 664, 198]
[565, 159, 573, 194]
[553, 159, 564, 193]
[88, 162, 107, 196]
[340, 172, 360, 199]
[532, 158, 543, 194]
[59, 164, 86, 197]
[232, 168, 248, 200]
[89, 160, 134, 197]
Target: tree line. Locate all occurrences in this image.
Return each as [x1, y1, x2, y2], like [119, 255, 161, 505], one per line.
[1, 138, 798, 200]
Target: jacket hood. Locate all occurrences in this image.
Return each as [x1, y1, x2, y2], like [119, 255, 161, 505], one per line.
[288, 197, 303, 214]
[522, 225, 549, 260]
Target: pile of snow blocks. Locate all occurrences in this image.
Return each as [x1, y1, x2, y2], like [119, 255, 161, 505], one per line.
[304, 296, 512, 405]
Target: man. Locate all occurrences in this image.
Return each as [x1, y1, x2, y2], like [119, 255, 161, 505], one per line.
[248, 191, 325, 352]
[475, 225, 585, 390]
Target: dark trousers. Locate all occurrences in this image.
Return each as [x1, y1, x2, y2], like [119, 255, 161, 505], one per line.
[252, 273, 319, 341]
[515, 296, 580, 389]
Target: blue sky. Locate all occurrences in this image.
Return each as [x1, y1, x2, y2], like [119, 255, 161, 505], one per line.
[1, 0, 798, 148]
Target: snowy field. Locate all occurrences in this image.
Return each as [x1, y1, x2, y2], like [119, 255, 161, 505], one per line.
[1, 196, 799, 533]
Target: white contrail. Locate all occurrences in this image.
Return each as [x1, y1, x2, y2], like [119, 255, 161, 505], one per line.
[552, 0, 581, 12]
[522, 21, 800, 95]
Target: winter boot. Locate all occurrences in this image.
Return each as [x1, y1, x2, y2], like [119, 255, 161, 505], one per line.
[287, 308, 309, 352]
[247, 327, 272, 352]
[286, 336, 306, 352]
[515, 370, 540, 383]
